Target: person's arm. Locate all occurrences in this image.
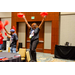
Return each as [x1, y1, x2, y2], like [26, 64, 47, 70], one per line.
[4, 27, 11, 35]
[16, 40, 19, 52]
[7, 35, 11, 38]
[23, 15, 31, 29]
[39, 16, 46, 29]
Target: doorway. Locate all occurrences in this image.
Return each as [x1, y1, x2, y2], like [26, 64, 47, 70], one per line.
[26, 21, 44, 52]
[17, 22, 26, 48]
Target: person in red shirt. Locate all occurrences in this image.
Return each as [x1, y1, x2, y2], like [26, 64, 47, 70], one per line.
[0, 33, 4, 50]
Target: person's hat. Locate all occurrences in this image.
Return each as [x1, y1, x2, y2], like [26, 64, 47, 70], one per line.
[10, 29, 15, 32]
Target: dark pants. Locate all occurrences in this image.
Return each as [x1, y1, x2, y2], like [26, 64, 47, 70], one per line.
[30, 39, 39, 62]
[0, 44, 3, 50]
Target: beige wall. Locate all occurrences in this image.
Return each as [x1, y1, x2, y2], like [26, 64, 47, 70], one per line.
[59, 13, 75, 46]
[0, 12, 12, 40]
[60, 12, 75, 15]
[0, 12, 11, 18]
[1, 18, 11, 40]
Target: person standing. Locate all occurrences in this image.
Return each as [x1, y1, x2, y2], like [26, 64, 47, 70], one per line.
[4, 28, 18, 53]
[23, 15, 46, 62]
[0, 33, 4, 50]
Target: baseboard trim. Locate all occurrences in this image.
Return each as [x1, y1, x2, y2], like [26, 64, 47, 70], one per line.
[36, 50, 43, 52]
[22, 47, 26, 49]
[44, 49, 51, 53]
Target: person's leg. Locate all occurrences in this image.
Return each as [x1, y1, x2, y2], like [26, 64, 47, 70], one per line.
[0, 44, 1, 50]
[12, 48, 16, 53]
[0, 44, 3, 50]
[31, 50, 36, 61]
[10, 47, 13, 53]
[30, 41, 33, 61]
[31, 39, 39, 61]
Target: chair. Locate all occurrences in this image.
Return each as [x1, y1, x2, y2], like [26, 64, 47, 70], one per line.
[0, 50, 2, 52]
[8, 47, 10, 52]
[19, 48, 26, 61]
[26, 51, 31, 62]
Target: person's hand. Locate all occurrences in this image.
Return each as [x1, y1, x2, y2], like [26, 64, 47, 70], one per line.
[4, 26, 5, 29]
[44, 15, 46, 18]
[23, 15, 26, 20]
[16, 48, 18, 52]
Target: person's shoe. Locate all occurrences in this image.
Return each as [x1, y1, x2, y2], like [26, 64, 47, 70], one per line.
[34, 61, 37, 62]
[32, 60, 37, 62]
[29, 60, 34, 62]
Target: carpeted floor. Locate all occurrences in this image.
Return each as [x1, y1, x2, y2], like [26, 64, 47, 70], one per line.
[2, 50, 75, 62]
[36, 52, 75, 62]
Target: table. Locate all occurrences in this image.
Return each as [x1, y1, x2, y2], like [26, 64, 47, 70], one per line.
[54, 45, 75, 60]
[0, 52, 21, 62]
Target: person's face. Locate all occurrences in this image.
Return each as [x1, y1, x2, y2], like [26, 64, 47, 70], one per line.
[11, 32, 14, 35]
[32, 23, 37, 29]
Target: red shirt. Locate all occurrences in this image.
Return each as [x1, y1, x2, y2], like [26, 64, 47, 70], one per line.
[0, 36, 4, 44]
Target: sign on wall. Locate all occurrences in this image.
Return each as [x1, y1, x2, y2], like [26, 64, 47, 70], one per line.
[31, 16, 35, 19]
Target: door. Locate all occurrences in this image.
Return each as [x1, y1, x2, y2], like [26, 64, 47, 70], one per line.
[18, 22, 26, 48]
[26, 22, 44, 52]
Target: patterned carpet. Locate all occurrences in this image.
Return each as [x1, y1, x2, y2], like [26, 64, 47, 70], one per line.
[2, 50, 75, 62]
[36, 52, 75, 62]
